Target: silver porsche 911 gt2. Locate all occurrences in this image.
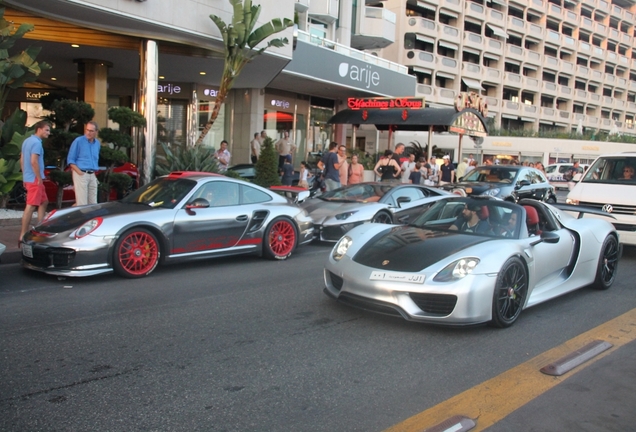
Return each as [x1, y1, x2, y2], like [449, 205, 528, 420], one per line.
[324, 196, 620, 327]
[21, 172, 313, 278]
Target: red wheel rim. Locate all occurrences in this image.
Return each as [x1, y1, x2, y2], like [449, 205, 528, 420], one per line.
[118, 232, 159, 275]
[269, 220, 295, 257]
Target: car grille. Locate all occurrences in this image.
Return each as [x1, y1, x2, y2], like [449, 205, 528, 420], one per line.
[408, 293, 457, 316]
[321, 226, 347, 242]
[23, 247, 76, 268]
[337, 292, 404, 318]
[578, 201, 636, 216]
[328, 271, 344, 291]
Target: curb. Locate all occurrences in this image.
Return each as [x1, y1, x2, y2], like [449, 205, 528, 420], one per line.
[0, 250, 22, 265]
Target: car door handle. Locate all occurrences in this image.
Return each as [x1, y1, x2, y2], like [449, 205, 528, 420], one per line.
[236, 215, 248, 222]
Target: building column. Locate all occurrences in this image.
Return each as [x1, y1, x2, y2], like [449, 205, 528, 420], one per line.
[138, 40, 158, 186]
[228, 88, 265, 164]
[75, 58, 112, 128]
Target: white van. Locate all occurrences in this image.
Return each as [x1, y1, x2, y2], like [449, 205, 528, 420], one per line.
[545, 163, 573, 190]
[566, 152, 636, 245]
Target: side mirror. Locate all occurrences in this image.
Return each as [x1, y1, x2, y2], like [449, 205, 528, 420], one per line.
[296, 190, 310, 203]
[540, 231, 560, 244]
[186, 198, 210, 210]
[396, 196, 411, 207]
[516, 179, 531, 189]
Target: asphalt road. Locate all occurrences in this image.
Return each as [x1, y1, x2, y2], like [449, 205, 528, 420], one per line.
[1, 242, 636, 432]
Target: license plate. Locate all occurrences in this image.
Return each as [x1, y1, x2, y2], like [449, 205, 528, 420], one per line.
[370, 271, 425, 284]
[22, 243, 33, 258]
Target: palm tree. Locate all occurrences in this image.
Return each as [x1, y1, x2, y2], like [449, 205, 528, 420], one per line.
[196, 0, 293, 146]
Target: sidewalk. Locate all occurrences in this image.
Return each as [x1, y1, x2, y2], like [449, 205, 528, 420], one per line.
[0, 209, 34, 265]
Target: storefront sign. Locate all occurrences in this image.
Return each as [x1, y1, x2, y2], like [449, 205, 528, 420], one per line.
[449, 111, 487, 137]
[271, 99, 291, 109]
[347, 97, 424, 110]
[203, 88, 218, 97]
[26, 91, 50, 101]
[158, 83, 181, 95]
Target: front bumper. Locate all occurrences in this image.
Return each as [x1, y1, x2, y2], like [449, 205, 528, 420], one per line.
[323, 256, 497, 325]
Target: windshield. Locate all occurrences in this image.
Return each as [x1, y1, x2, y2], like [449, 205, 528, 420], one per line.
[318, 183, 394, 203]
[461, 167, 517, 183]
[410, 198, 522, 238]
[582, 156, 636, 185]
[122, 177, 197, 209]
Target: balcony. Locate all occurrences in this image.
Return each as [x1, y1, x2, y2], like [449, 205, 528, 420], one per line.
[529, 0, 545, 12]
[616, 99, 625, 109]
[523, 104, 539, 119]
[543, 56, 559, 70]
[546, 30, 561, 46]
[580, 17, 593, 32]
[501, 100, 521, 117]
[593, 22, 607, 36]
[621, 33, 632, 46]
[605, 51, 618, 64]
[404, 50, 435, 69]
[618, 77, 627, 87]
[605, 73, 616, 85]
[442, 0, 461, 14]
[619, 55, 629, 67]
[488, 8, 504, 24]
[575, 89, 588, 100]
[558, 110, 571, 122]
[438, 88, 456, 105]
[540, 107, 557, 121]
[599, 0, 609, 10]
[626, 10, 634, 23]
[461, 62, 482, 80]
[463, 32, 483, 51]
[590, 69, 602, 81]
[576, 65, 589, 77]
[487, 38, 503, 56]
[563, 10, 578, 25]
[416, 84, 434, 97]
[528, 23, 543, 39]
[542, 81, 558, 96]
[484, 67, 501, 82]
[505, 44, 524, 62]
[588, 93, 601, 105]
[464, 1, 485, 20]
[526, 51, 541, 64]
[591, 46, 604, 61]
[308, 0, 339, 23]
[611, 4, 622, 19]
[507, 16, 526, 33]
[485, 96, 499, 112]
[503, 72, 522, 88]
[351, 6, 396, 50]
[438, 56, 459, 75]
[559, 86, 572, 97]
[408, 16, 436, 34]
[609, 28, 619, 41]
[562, 61, 574, 73]
[439, 24, 460, 46]
[604, 96, 614, 106]
[295, 0, 309, 12]
[548, 3, 562, 19]
[588, 116, 599, 126]
[525, 77, 539, 90]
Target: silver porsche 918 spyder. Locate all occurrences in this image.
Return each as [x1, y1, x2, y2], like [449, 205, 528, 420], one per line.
[300, 182, 448, 242]
[21, 172, 313, 278]
[324, 196, 620, 327]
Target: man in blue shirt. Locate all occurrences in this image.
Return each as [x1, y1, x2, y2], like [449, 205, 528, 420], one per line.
[68, 121, 101, 206]
[20, 121, 51, 243]
[318, 142, 341, 191]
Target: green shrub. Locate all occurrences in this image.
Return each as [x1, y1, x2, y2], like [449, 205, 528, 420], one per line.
[155, 142, 220, 176]
[253, 137, 281, 187]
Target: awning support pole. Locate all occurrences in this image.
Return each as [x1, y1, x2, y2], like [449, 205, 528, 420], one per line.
[427, 126, 433, 161]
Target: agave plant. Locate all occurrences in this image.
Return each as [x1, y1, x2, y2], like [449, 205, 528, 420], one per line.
[155, 142, 220, 176]
[196, 0, 293, 145]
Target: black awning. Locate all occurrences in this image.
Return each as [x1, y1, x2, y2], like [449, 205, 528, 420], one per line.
[328, 107, 489, 136]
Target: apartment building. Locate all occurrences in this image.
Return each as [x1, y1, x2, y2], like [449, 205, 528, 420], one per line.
[375, 0, 636, 136]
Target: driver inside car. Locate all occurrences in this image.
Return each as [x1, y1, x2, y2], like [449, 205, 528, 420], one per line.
[449, 202, 493, 234]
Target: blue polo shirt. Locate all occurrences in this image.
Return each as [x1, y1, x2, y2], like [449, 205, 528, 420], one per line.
[67, 135, 101, 171]
[322, 151, 340, 182]
[21, 135, 45, 183]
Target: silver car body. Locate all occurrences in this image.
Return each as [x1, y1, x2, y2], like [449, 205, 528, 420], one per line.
[324, 196, 619, 326]
[21, 173, 313, 277]
[300, 182, 449, 242]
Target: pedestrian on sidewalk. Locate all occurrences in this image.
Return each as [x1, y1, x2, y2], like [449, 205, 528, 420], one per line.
[20, 120, 51, 244]
[68, 121, 101, 206]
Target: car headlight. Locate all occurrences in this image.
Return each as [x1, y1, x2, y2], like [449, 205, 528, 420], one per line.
[434, 258, 480, 282]
[480, 188, 500, 197]
[335, 211, 358, 220]
[565, 198, 579, 205]
[332, 236, 353, 261]
[74, 218, 103, 239]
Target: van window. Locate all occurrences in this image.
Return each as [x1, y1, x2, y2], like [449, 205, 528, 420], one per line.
[582, 156, 636, 184]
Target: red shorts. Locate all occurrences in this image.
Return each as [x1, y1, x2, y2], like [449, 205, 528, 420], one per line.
[25, 181, 47, 206]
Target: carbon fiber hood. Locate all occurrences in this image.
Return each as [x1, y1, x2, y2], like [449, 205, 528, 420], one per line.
[353, 226, 492, 272]
[39, 202, 154, 234]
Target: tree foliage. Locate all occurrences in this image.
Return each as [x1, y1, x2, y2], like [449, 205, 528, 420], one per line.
[253, 137, 280, 187]
[196, 0, 292, 145]
[155, 142, 220, 176]
[0, 7, 52, 118]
